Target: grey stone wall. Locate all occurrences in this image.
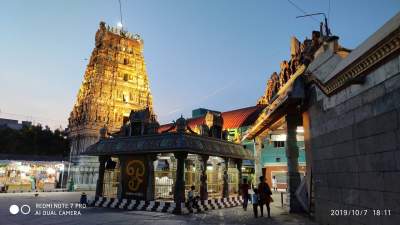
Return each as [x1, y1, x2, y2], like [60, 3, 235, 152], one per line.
[308, 55, 400, 225]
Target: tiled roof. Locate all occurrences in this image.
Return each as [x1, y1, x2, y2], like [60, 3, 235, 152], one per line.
[158, 105, 264, 133]
[85, 132, 253, 160]
[221, 106, 264, 129]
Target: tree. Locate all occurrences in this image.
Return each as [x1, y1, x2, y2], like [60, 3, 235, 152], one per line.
[0, 124, 70, 157]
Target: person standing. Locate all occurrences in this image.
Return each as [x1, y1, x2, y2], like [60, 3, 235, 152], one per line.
[30, 175, 36, 191]
[251, 188, 259, 218]
[258, 176, 272, 218]
[187, 185, 199, 209]
[272, 176, 278, 192]
[240, 178, 250, 211]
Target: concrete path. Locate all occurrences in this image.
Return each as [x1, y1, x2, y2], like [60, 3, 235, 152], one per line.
[0, 192, 318, 225]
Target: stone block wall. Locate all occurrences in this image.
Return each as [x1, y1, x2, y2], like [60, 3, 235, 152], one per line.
[308, 55, 400, 225]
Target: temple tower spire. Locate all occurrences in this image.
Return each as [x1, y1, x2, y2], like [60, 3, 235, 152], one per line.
[67, 21, 154, 190]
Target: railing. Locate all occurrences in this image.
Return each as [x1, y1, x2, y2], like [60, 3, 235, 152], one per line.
[228, 168, 239, 195]
[155, 170, 174, 200]
[103, 169, 119, 198]
[154, 168, 239, 200]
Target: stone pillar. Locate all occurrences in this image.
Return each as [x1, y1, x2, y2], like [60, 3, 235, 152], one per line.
[145, 154, 157, 201]
[118, 157, 126, 199]
[76, 172, 80, 185]
[222, 158, 229, 198]
[89, 171, 94, 185]
[302, 111, 313, 210]
[253, 137, 263, 186]
[235, 159, 243, 196]
[82, 170, 87, 184]
[285, 113, 303, 212]
[95, 156, 108, 196]
[199, 155, 209, 200]
[173, 152, 188, 214]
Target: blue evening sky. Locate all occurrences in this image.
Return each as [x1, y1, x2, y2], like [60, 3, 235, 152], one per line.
[0, 0, 398, 129]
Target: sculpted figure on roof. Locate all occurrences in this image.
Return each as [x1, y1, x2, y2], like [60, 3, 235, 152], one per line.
[289, 37, 301, 76]
[267, 72, 280, 103]
[279, 60, 290, 87]
[265, 79, 274, 102]
[257, 71, 280, 105]
[271, 72, 280, 96]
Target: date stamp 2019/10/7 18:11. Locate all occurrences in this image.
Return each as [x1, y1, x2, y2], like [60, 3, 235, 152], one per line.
[330, 209, 392, 216]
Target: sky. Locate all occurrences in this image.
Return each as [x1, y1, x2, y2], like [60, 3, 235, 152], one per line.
[0, 0, 399, 130]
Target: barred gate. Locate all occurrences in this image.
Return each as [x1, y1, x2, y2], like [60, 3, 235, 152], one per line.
[103, 169, 119, 198]
[155, 170, 174, 199]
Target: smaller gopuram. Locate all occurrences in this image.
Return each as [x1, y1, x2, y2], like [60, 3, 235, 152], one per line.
[85, 108, 252, 214]
[249, 25, 346, 212]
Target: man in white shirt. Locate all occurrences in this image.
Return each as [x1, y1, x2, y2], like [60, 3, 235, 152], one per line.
[272, 176, 278, 192]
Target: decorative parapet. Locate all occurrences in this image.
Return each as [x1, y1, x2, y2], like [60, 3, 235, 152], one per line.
[105, 24, 142, 41]
[305, 24, 400, 96]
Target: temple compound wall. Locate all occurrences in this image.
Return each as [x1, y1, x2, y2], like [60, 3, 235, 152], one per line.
[306, 13, 400, 225]
[68, 22, 153, 190]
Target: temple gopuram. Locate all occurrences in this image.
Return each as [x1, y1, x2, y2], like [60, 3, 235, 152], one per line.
[68, 22, 154, 190]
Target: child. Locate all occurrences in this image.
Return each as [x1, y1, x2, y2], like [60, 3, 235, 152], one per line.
[187, 185, 198, 209]
[251, 188, 259, 218]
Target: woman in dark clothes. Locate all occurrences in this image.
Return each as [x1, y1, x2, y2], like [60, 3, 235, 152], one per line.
[240, 178, 250, 210]
[257, 176, 273, 218]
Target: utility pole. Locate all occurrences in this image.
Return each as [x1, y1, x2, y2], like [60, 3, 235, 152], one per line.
[296, 13, 331, 37]
[118, 0, 124, 29]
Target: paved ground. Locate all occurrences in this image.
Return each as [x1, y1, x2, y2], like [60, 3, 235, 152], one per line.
[0, 192, 318, 225]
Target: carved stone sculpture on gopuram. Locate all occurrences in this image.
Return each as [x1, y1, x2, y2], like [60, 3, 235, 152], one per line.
[67, 21, 154, 190]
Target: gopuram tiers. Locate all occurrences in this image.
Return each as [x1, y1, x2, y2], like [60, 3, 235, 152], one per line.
[68, 21, 154, 190]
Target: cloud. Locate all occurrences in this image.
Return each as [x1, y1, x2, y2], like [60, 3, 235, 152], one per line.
[161, 78, 237, 119]
[167, 107, 184, 115]
[198, 78, 237, 103]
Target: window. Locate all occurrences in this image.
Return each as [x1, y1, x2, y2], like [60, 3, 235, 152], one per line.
[122, 94, 127, 103]
[123, 74, 128, 81]
[123, 58, 129, 65]
[123, 116, 129, 124]
[275, 157, 281, 162]
[273, 141, 285, 148]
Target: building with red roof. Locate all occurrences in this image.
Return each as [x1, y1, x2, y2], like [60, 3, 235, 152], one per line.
[159, 105, 306, 189]
[159, 105, 264, 143]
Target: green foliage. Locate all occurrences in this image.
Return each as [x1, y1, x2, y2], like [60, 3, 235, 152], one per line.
[0, 124, 69, 156]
